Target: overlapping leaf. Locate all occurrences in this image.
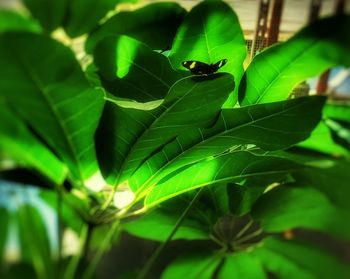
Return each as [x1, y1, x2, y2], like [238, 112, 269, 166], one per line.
[252, 185, 350, 240]
[0, 105, 66, 184]
[22, 0, 69, 32]
[0, 10, 42, 34]
[95, 73, 235, 185]
[22, 0, 139, 37]
[161, 250, 221, 279]
[86, 2, 186, 53]
[94, 35, 182, 102]
[0, 32, 104, 186]
[130, 96, 325, 194]
[169, 0, 247, 106]
[63, 0, 138, 37]
[239, 15, 350, 105]
[145, 152, 302, 207]
[252, 237, 350, 279]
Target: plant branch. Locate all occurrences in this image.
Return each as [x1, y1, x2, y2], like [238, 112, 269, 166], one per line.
[136, 188, 204, 279]
[81, 220, 121, 279]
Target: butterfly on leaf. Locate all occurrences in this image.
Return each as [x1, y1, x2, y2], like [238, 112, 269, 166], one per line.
[181, 59, 228, 75]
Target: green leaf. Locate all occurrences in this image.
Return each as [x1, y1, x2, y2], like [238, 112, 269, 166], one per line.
[0, 104, 66, 185]
[323, 102, 350, 122]
[145, 152, 302, 207]
[169, 0, 247, 106]
[161, 250, 222, 279]
[63, 0, 137, 38]
[293, 160, 350, 211]
[0, 33, 105, 186]
[86, 2, 186, 53]
[0, 10, 42, 34]
[325, 118, 350, 151]
[298, 120, 349, 157]
[123, 198, 212, 241]
[131, 96, 325, 194]
[239, 15, 350, 105]
[94, 35, 181, 102]
[96, 74, 234, 185]
[22, 0, 69, 32]
[252, 185, 350, 240]
[218, 252, 267, 279]
[253, 237, 350, 279]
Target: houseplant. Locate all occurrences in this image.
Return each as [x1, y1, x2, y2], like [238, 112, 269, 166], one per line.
[0, 0, 350, 278]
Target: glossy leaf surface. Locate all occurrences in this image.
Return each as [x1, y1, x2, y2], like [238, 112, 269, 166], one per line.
[240, 15, 350, 105]
[94, 35, 181, 102]
[0, 105, 66, 184]
[96, 74, 235, 185]
[86, 2, 186, 53]
[169, 0, 247, 106]
[0, 33, 104, 185]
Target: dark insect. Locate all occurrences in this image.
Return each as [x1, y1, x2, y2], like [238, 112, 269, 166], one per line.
[182, 59, 228, 75]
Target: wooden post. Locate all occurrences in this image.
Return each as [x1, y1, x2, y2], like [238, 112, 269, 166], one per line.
[250, 0, 270, 59]
[267, 0, 284, 46]
[316, 0, 345, 95]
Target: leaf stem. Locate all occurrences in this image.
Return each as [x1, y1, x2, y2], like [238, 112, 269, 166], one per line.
[81, 220, 121, 279]
[233, 228, 263, 245]
[63, 223, 89, 279]
[136, 188, 204, 279]
[234, 218, 254, 240]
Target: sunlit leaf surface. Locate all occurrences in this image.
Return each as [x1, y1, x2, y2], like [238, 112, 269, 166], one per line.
[130, 96, 325, 197]
[0, 33, 104, 185]
[96, 74, 235, 185]
[239, 15, 350, 105]
[169, 0, 247, 106]
[86, 2, 186, 53]
[0, 105, 66, 184]
[94, 35, 182, 102]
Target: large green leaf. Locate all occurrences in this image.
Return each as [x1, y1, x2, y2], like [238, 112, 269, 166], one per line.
[161, 250, 222, 279]
[95, 74, 234, 185]
[218, 252, 267, 279]
[86, 2, 186, 53]
[144, 152, 302, 207]
[130, 96, 325, 193]
[22, 0, 69, 32]
[323, 102, 350, 122]
[239, 15, 350, 105]
[63, 0, 138, 38]
[325, 118, 350, 151]
[123, 193, 213, 241]
[94, 35, 181, 102]
[0, 10, 41, 34]
[253, 237, 350, 279]
[169, 0, 247, 106]
[293, 160, 350, 211]
[252, 185, 350, 240]
[0, 33, 104, 186]
[0, 104, 66, 185]
[298, 120, 349, 157]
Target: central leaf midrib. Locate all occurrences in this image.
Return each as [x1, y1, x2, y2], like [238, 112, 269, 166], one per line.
[146, 165, 302, 207]
[139, 98, 312, 192]
[255, 38, 319, 104]
[13, 46, 85, 183]
[114, 78, 200, 185]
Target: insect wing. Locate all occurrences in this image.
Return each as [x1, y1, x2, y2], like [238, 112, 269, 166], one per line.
[182, 61, 212, 75]
[212, 59, 228, 72]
